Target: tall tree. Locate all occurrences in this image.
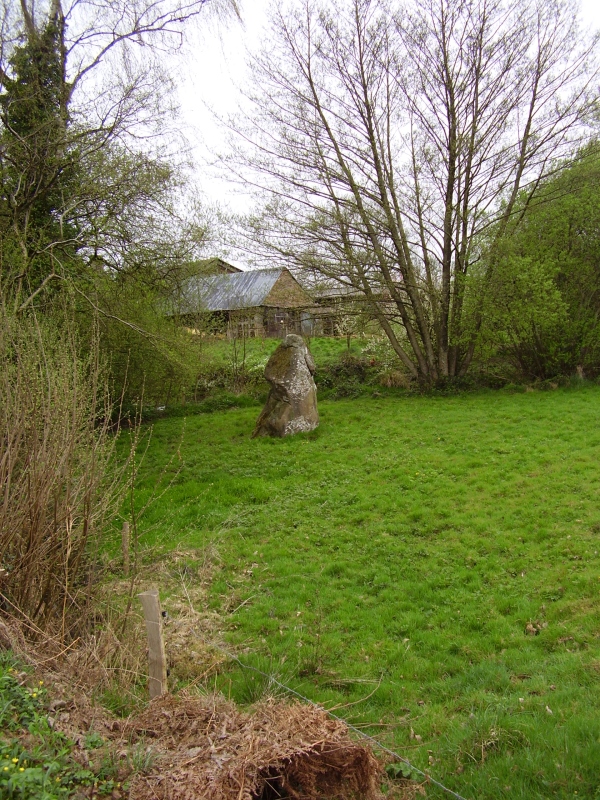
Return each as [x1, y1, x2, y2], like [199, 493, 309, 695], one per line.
[478, 143, 600, 380]
[232, 0, 598, 383]
[0, 3, 74, 307]
[0, 0, 239, 311]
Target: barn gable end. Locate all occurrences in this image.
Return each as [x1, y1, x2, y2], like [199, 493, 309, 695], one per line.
[263, 270, 313, 308]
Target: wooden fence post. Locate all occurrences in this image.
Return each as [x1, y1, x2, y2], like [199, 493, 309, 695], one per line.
[138, 589, 167, 698]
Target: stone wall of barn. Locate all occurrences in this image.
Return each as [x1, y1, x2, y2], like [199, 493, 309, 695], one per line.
[264, 271, 312, 308]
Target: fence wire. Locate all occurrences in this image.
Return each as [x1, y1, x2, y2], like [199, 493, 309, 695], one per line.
[219, 649, 470, 800]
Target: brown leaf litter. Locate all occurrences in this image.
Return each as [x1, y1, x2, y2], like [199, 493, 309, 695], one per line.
[525, 620, 547, 636]
[124, 691, 384, 800]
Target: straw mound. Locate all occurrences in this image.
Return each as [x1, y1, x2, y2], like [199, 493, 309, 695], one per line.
[126, 692, 384, 800]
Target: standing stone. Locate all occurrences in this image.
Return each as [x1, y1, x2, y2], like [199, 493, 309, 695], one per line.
[252, 334, 319, 437]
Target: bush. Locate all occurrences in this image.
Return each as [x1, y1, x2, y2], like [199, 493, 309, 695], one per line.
[93, 281, 201, 409]
[0, 310, 127, 638]
[315, 353, 368, 388]
[376, 369, 411, 389]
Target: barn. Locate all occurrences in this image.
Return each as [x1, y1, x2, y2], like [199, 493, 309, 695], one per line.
[175, 267, 315, 338]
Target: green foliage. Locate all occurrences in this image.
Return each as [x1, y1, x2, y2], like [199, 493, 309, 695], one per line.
[0, 663, 44, 732]
[189, 336, 413, 405]
[314, 352, 371, 397]
[0, 4, 210, 413]
[91, 277, 200, 408]
[0, 654, 119, 799]
[0, 8, 78, 301]
[385, 763, 420, 781]
[480, 145, 600, 379]
[0, 16, 64, 140]
[129, 388, 600, 799]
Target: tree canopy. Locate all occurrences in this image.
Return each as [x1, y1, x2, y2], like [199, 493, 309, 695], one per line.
[476, 144, 600, 380]
[0, 0, 240, 309]
[231, 0, 599, 383]
[0, 0, 239, 403]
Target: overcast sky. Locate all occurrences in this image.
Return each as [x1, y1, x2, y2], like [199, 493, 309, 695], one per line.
[177, 0, 600, 217]
[176, 0, 271, 212]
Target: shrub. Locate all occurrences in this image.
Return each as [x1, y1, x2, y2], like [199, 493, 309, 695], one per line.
[0, 310, 127, 639]
[376, 369, 411, 389]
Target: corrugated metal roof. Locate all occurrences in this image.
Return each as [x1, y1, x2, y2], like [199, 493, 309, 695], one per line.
[178, 268, 285, 313]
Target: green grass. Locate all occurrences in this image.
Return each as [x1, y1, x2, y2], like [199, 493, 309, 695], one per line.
[123, 385, 600, 799]
[197, 334, 365, 369]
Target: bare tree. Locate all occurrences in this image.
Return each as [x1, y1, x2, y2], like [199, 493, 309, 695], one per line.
[230, 0, 598, 382]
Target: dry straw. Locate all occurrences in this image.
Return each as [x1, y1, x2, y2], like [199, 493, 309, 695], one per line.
[126, 692, 384, 800]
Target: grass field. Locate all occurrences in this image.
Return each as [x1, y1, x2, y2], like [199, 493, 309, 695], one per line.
[197, 335, 366, 368]
[123, 386, 600, 799]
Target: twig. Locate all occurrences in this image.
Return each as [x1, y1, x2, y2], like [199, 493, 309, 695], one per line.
[326, 673, 383, 712]
[230, 595, 257, 614]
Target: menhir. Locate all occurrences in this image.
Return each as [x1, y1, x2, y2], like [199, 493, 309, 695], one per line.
[252, 334, 319, 438]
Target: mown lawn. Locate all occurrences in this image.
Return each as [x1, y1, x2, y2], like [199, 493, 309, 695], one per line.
[125, 386, 600, 799]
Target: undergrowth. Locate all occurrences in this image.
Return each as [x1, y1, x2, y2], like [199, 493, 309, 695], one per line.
[141, 336, 411, 418]
[0, 653, 125, 799]
[141, 335, 591, 421]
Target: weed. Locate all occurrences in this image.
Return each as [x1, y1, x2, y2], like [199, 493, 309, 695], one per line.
[98, 686, 143, 719]
[0, 655, 107, 799]
[223, 656, 289, 706]
[127, 743, 156, 774]
[83, 731, 104, 750]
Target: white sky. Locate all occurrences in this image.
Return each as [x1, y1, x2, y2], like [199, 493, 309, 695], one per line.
[176, 0, 600, 218]
[175, 0, 272, 212]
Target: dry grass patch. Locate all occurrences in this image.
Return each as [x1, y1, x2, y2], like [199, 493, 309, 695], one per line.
[126, 692, 384, 800]
[55, 547, 229, 712]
